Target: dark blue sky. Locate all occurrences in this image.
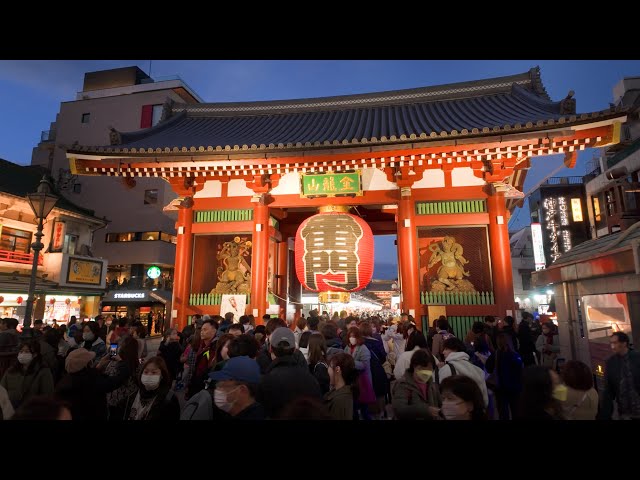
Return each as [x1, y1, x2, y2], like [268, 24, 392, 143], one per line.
[1, 60, 639, 279]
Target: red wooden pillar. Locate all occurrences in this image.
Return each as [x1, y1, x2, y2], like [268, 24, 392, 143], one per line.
[277, 239, 289, 320]
[251, 201, 270, 323]
[172, 199, 194, 330]
[397, 187, 422, 330]
[487, 190, 516, 318]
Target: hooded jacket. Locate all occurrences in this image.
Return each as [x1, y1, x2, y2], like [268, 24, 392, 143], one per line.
[436, 351, 489, 407]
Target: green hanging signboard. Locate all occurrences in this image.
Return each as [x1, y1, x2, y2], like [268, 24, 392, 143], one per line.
[300, 171, 362, 198]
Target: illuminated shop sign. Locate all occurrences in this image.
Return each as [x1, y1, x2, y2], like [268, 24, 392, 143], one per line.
[543, 196, 573, 263]
[531, 223, 546, 270]
[571, 198, 583, 222]
[114, 293, 145, 299]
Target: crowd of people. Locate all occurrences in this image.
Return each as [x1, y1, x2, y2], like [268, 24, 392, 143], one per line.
[0, 309, 637, 421]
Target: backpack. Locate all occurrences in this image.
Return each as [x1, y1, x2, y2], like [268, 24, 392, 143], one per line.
[435, 361, 457, 384]
[180, 389, 214, 420]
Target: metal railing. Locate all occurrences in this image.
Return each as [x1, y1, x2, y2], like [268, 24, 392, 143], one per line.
[584, 166, 602, 183]
[421, 290, 494, 305]
[40, 130, 56, 142]
[0, 249, 43, 266]
[544, 176, 584, 185]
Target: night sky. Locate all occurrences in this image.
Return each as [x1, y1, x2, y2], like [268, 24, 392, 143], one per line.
[1, 60, 639, 279]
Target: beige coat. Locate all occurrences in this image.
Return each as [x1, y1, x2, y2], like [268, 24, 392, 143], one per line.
[562, 386, 598, 420]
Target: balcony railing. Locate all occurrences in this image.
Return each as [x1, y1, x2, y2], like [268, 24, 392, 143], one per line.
[40, 130, 56, 142]
[544, 176, 584, 185]
[0, 249, 43, 266]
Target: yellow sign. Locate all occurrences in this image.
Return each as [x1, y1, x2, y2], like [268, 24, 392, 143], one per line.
[67, 257, 103, 285]
[571, 198, 583, 222]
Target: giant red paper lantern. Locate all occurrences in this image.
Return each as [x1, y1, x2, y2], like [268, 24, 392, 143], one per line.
[295, 211, 374, 292]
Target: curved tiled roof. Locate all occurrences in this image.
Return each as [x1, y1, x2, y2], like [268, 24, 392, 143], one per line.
[68, 68, 624, 155]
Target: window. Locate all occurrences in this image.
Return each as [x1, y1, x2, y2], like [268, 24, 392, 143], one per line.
[606, 189, 617, 216]
[142, 232, 159, 241]
[144, 189, 158, 205]
[63, 234, 78, 255]
[81, 113, 90, 123]
[73, 183, 82, 194]
[152, 105, 163, 127]
[0, 227, 33, 253]
[160, 232, 177, 244]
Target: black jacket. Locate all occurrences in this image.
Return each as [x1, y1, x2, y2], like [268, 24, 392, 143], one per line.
[258, 355, 322, 418]
[256, 344, 307, 374]
[234, 402, 265, 420]
[158, 341, 183, 380]
[599, 350, 640, 420]
[55, 368, 125, 421]
[123, 387, 181, 421]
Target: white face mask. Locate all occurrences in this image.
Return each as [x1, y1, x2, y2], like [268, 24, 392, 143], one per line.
[214, 387, 239, 412]
[349, 337, 357, 346]
[83, 332, 95, 341]
[441, 399, 470, 420]
[141, 374, 161, 391]
[18, 353, 33, 365]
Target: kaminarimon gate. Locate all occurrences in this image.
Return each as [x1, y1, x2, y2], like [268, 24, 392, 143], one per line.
[65, 68, 626, 332]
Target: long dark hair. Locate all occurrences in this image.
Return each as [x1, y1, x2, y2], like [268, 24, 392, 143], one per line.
[308, 333, 327, 366]
[329, 352, 359, 399]
[517, 366, 563, 419]
[118, 336, 140, 377]
[214, 333, 234, 365]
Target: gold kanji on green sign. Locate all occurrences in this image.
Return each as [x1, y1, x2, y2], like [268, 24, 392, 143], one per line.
[300, 171, 362, 197]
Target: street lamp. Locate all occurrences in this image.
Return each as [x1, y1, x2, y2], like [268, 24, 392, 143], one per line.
[22, 175, 58, 338]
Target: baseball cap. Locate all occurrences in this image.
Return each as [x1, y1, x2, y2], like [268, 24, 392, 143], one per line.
[210, 356, 261, 384]
[270, 327, 295, 348]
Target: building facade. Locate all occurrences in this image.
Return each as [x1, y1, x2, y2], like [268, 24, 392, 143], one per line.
[64, 68, 624, 334]
[0, 159, 107, 323]
[532, 76, 640, 387]
[31, 66, 203, 326]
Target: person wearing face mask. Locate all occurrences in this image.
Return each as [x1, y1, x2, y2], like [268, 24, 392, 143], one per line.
[391, 349, 441, 420]
[325, 352, 358, 420]
[123, 356, 180, 421]
[0, 340, 54, 409]
[81, 321, 106, 365]
[394, 331, 429, 380]
[209, 356, 264, 420]
[437, 337, 488, 408]
[439, 375, 488, 420]
[516, 365, 565, 420]
[344, 327, 376, 420]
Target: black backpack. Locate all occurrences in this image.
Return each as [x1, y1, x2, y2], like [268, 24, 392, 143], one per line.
[435, 361, 457, 384]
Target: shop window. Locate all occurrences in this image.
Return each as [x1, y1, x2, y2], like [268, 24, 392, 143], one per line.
[63, 234, 79, 255]
[0, 226, 33, 253]
[81, 113, 90, 123]
[142, 232, 159, 241]
[144, 189, 158, 205]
